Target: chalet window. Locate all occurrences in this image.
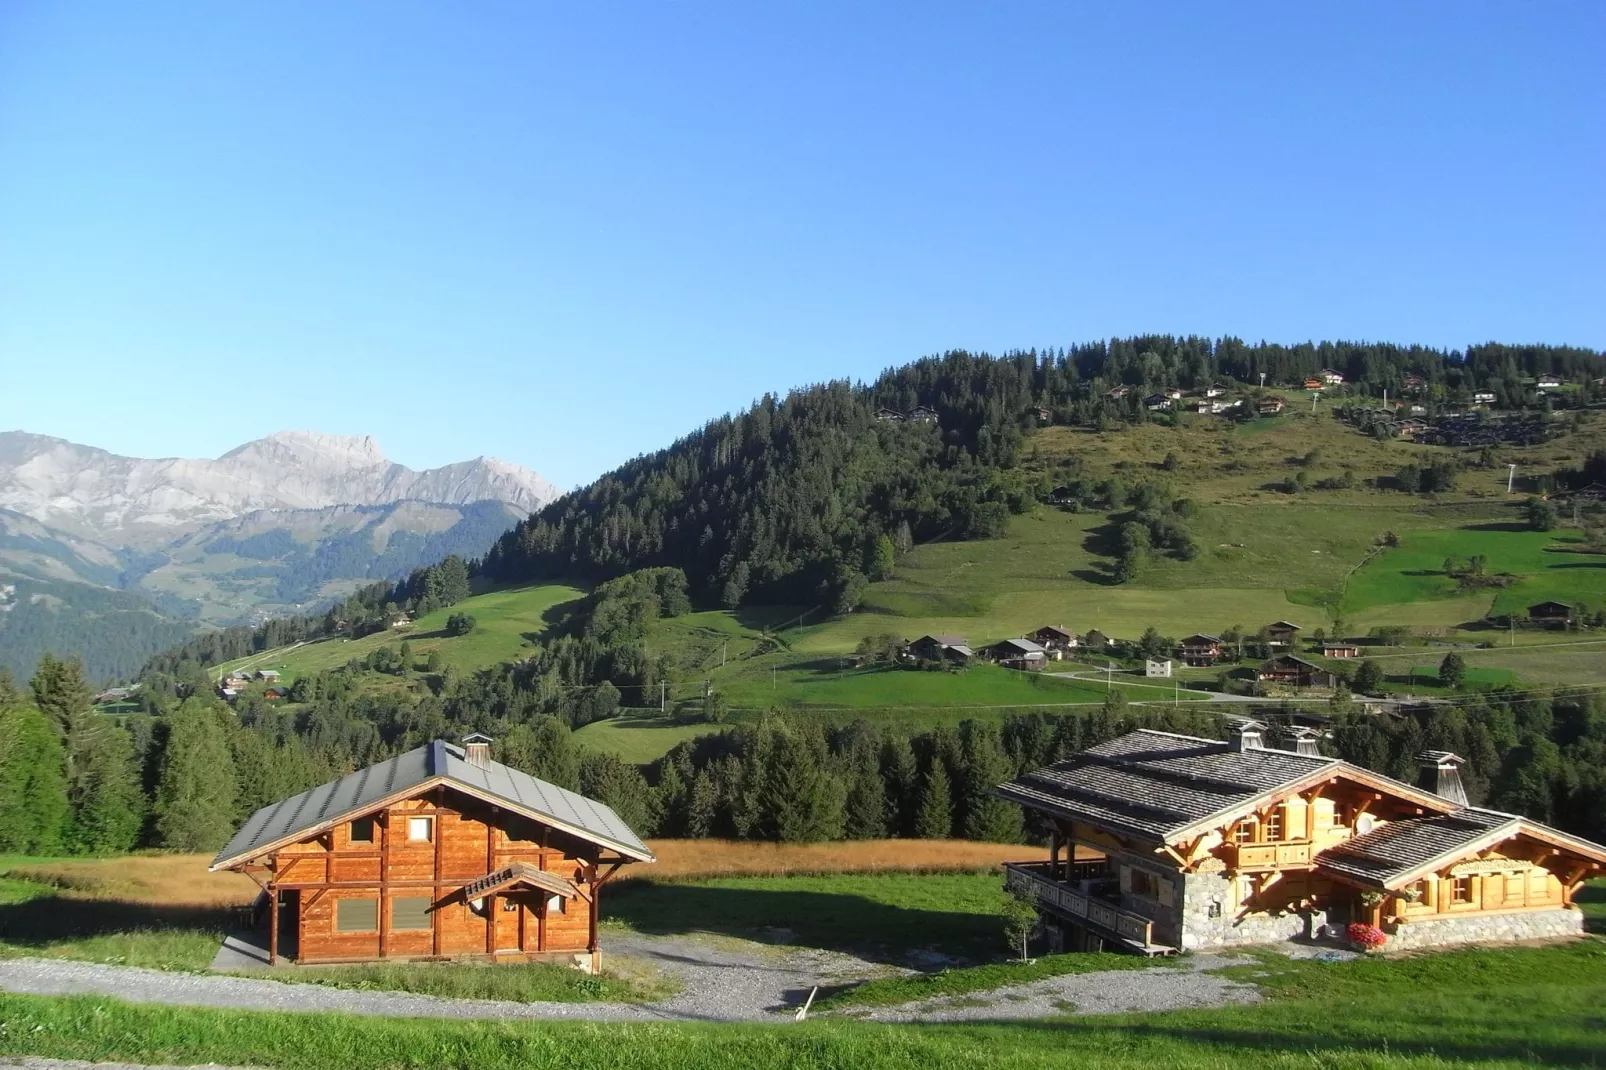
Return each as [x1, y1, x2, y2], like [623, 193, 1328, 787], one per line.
[336, 897, 378, 933]
[391, 896, 431, 930]
[1505, 873, 1526, 902]
[349, 818, 375, 844]
[547, 894, 566, 915]
[1129, 870, 1160, 898]
[407, 816, 433, 842]
[1332, 802, 1350, 827]
[1233, 820, 1255, 843]
[1264, 811, 1284, 842]
[1451, 877, 1473, 905]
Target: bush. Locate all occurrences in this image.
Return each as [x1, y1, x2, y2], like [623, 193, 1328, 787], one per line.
[1347, 922, 1386, 951]
[445, 612, 477, 637]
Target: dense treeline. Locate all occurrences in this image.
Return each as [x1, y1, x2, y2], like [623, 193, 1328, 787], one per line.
[0, 578, 193, 683]
[6, 647, 1603, 856]
[485, 340, 1606, 609]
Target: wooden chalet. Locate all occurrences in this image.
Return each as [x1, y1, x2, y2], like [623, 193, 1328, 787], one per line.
[1322, 643, 1361, 659]
[1320, 369, 1345, 385]
[995, 726, 1606, 954]
[1303, 377, 1325, 391]
[1256, 654, 1336, 689]
[1029, 406, 1052, 424]
[1263, 621, 1301, 648]
[1527, 601, 1574, 627]
[1258, 397, 1286, 415]
[988, 638, 1047, 671]
[1081, 629, 1112, 651]
[210, 735, 654, 971]
[907, 405, 939, 423]
[874, 407, 905, 421]
[1029, 625, 1077, 653]
[910, 634, 972, 664]
[1179, 633, 1223, 667]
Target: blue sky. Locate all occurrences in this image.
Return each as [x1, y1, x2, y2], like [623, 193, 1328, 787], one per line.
[2, 3, 1601, 489]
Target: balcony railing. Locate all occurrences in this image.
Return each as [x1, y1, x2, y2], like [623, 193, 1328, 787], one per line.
[1004, 862, 1158, 949]
[1229, 841, 1312, 870]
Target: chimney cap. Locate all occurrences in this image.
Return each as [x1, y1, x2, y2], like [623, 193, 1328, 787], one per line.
[461, 732, 494, 745]
[1417, 750, 1464, 766]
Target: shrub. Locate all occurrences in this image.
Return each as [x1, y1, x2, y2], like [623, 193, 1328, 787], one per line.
[1347, 922, 1387, 951]
[445, 612, 477, 636]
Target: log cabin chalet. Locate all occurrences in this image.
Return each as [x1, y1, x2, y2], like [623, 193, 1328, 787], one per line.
[995, 723, 1606, 955]
[210, 735, 654, 971]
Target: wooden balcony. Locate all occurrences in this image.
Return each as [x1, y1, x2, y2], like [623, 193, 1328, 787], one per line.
[1229, 841, 1313, 870]
[1004, 862, 1176, 956]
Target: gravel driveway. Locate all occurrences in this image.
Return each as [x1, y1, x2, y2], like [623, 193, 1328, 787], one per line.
[0, 935, 1263, 1025]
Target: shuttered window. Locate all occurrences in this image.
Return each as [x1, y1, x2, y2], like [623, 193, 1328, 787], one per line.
[336, 897, 378, 933]
[392, 896, 431, 930]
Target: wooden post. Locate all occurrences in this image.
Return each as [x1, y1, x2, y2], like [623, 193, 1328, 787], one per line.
[433, 793, 444, 957]
[268, 885, 280, 966]
[485, 892, 497, 954]
[378, 812, 390, 959]
[587, 862, 600, 975]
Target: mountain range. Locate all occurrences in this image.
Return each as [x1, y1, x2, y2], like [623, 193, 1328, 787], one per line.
[0, 430, 557, 681]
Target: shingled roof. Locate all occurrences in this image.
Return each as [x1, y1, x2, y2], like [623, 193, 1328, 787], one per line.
[994, 728, 1453, 845]
[1315, 807, 1606, 889]
[1314, 809, 1514, 888]
[993, 729, 1345, 843]
[211, 740, 654, 870]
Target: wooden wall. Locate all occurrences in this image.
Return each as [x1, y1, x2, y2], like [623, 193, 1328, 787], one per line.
[270, 788, 601, 964]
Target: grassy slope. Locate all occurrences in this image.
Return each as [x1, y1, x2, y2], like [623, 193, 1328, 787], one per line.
[218, 582, 587, 684]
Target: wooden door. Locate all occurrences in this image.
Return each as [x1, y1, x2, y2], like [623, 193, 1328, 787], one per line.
[494, 895, 523, 951]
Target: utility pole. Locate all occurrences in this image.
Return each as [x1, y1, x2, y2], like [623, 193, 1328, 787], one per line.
[660, 680, 666, 714]
[1506, 464, 1517, 494]
[722, 640, 728, 667]
[1259, 372, 1266, 389]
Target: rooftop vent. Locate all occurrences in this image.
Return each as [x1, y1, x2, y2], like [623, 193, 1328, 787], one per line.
[1416, 750, 1469, 807]
[1228, 720, 1265, 752]
[461, 732, 494, 769]
[1283, 726, 1323, 757]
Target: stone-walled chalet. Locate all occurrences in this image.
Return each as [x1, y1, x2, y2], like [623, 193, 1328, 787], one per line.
[996, 723, 1605, 955]
[210, 735, 654, 972]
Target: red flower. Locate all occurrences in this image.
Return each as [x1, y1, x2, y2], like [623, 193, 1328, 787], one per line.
[1347, 922, 1386, 950]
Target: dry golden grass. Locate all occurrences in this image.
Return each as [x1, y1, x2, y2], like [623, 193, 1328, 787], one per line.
[628, 839, 1028, 882]
[7, 841, 1026, 903]
[10, 855, 258, 907]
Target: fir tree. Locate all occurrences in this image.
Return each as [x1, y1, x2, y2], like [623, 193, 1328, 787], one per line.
[30, 653, 102, 793]
[879, 736, 918, 837]
[843, 744, 889, 839]
[761, 725, 844, 843]
[959, 723, 1023, 842]
[154, 700, 239, 851]
[914, 759, 954, 839]
[0, 701, 68, 854]
[68, 724, 145, 854]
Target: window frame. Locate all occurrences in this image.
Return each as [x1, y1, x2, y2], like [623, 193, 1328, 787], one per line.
[390, 896, 432, 931]
[1264, 809, 1284, 842]
[407, 816, 434, 843]
[1233, 819, 1256, 843]
[1451, 876, 1473, 905]
[335, 897, 378, 933]
[349, 817, 375, 844]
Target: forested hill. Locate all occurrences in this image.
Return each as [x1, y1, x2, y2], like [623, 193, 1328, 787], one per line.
[483, 338, 1606, 605]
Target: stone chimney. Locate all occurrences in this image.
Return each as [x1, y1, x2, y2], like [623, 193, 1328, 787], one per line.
[461, 733, 494, 769]
[1227, 720, 1265, 752]
[1416, 750, 1469, 807]
[1283, 726, 1323, 757]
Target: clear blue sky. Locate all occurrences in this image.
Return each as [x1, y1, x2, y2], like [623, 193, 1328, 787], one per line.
[2, 3, 1601, 489]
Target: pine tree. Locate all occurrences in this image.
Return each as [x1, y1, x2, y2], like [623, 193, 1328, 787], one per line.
[154, 700, 239, 851]
[0, 702, 68, 854]
[30, 654, 102, 795]
[914, 759, 953, 839]
[500, 718, 579, 790]
[959, 723, 1023, 842]
[68, 724, 145, 854]
[879, 736, 918, 837]
[578, 751, 653, 835]
[843, 744, 888, 839]
[761, 725, 844, 843]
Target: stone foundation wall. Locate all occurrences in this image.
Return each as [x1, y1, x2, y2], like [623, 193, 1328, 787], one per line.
[1383, 908, 1582, 951]
[1179, 871, 1316, 949]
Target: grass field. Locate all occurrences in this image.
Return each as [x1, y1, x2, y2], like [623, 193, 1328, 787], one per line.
[218, 582, 587, 684]
[2, 936, 1603, 1069]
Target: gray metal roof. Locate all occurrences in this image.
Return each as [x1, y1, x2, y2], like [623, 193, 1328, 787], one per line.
[1314, 808, 1513, 888]
[994, 730, 1337, 842]
[211, 740, 654, 870]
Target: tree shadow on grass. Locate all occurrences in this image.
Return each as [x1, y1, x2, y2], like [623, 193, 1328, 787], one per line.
[1576, 884, 1605, 935]
[1005, 1019, 1606, 1069]
[1460, 521, 1533, 533]
[603, 882, 1002, 964]
[0, 892, 242, 948]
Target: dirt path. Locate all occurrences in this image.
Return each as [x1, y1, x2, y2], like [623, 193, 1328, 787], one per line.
[0, 935, 1265, 1024]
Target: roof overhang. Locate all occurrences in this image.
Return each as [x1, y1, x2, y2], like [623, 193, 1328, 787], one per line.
[210, 774, 655, 872]
[1317, 815, 1606, 891]
[464, 861, 581, 901]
